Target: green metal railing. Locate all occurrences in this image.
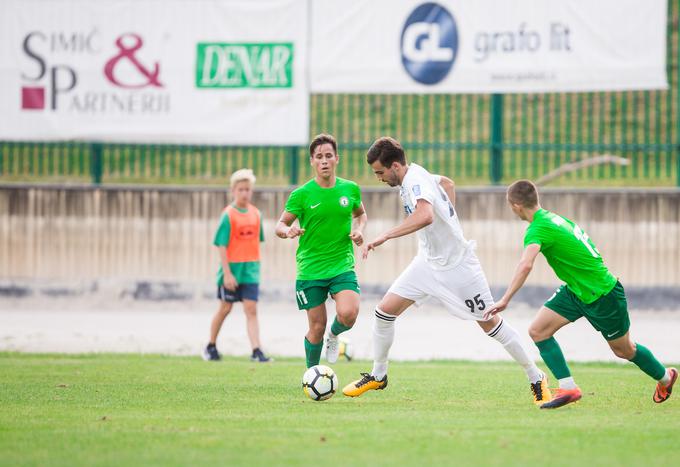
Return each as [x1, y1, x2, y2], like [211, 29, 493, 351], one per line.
[1, 2, 678, 187]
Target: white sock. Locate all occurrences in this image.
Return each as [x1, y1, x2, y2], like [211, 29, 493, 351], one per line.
[371, 308, 396, 380]
[659, 369, 672, 386]
[487, 318, 543, 384]
[558, 377, 578, 389]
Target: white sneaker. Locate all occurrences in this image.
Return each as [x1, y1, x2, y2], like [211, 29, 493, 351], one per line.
[325, 333, 339, 364]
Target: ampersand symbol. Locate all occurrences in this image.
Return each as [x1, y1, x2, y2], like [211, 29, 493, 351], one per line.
[104, 33, 163, 88]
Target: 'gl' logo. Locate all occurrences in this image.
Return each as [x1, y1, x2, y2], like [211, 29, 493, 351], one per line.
[401, 2, 458, 85]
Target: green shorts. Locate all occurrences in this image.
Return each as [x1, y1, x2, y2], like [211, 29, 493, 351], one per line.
[545, 281, 630, 341]
[295, 271, 360, 310]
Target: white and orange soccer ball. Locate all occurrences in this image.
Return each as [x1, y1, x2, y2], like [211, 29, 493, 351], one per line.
[302, 365, 338, 401]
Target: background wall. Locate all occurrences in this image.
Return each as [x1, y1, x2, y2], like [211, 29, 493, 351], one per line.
[2, 184, 678, 290]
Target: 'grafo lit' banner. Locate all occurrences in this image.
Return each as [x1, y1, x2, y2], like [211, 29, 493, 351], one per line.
[310, 0, 668, 93]
[0, 0, 308, 144]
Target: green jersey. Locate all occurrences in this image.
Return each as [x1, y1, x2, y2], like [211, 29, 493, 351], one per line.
[284, 177, 362, 280]
[524, 208, 616, 304]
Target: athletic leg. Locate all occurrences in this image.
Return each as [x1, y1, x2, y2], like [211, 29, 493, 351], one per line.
[528, 306, 584, 409]
[330, 289, 359, 334]
[479, 316, 543, 381]
[209, 301, 234, 345]
[242, 299, 270, 362]
[529, 306, 574, 387]
[371, 293, 413, 378]
[589, 281, 676, 402]
[326, 289, 359, 363]
[203, 300, 233, 361]
[242, 299, 261, 350]
[304, 303, 327, 368]
[607, 332, 677, 402]
[343, 293, 413, 397]
[443, 255, 545, 392]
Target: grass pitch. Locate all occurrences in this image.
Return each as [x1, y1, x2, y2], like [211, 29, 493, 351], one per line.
[1, 353, 678, 466]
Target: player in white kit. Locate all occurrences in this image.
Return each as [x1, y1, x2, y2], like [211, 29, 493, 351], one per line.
[342, 137, 551, 405]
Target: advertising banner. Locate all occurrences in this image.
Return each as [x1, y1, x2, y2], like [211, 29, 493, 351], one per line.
[310, 0, 668, 93]
[0, 0, 309, 144]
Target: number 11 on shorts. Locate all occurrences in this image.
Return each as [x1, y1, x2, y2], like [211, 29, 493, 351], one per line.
[296, 290, 308, 306]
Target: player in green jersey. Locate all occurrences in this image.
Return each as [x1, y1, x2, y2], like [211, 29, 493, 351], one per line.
[275, 134, 367, 368]
[485, 180, 677, 408]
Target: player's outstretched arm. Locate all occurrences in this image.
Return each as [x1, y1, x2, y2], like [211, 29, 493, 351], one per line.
[275, 211, 305, 239]
[437, 175, 456, 206]
[362, 199, 433, 258]
[484, 243, 541, 319]
[349, 202, 367, 246]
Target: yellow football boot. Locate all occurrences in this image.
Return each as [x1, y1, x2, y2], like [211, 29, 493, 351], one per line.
[531, 374, 552, 406]
[343, 372, 388, 397]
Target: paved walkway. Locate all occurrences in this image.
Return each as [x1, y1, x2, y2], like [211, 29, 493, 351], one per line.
[1, 298, 679, 362]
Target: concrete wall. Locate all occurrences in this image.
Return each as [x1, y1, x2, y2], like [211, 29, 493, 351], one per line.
[1, 184, 679, 288]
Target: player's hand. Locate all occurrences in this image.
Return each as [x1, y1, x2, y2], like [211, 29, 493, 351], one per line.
[286, 226, 305, 238]
[349, 230, 364, 246]
[223, 274, 238, 292]
[483, 298, 508, 320]
[362, 235, 387, 259]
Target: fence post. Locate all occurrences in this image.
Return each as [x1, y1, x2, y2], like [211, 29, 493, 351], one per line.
[288, 146, 299, 185]
[490, 93, 504, 185]
[677, 32, 680, 187]
[91, 142, 103, 185]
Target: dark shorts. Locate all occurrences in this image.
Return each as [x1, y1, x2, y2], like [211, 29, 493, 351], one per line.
[544, 281, 630, 341]
[295, 270, 360, 310]
[217, 283, 259, 303]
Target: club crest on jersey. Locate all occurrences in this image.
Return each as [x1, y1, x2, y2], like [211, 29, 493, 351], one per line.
[339, 196, 349, 207]
[412, 185, 421, 196]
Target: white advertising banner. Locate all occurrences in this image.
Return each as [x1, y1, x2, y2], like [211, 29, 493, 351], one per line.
[0, 0, 309, 144]
[310, 0, 668, 93]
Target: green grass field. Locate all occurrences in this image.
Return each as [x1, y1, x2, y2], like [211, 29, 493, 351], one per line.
[1, 353, 678, 466]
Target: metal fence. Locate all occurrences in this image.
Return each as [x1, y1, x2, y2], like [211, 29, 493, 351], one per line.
[1, 2, 678, 187]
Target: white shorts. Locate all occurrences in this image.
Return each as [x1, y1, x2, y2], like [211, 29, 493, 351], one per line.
[387, 251, 494, 321]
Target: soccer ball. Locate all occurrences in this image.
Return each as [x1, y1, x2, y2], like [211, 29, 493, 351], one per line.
[302, 365, 338, 401]
[338, 336, 353, 361]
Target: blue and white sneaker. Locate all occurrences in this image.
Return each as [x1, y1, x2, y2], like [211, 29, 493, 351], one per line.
[203, 344, 221, 361]
[251, 348, 271, 363]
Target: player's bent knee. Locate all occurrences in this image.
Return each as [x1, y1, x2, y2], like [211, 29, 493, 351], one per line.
[611, 344, 636, 360]
[336, 309, 358, 326]
[477, 318, 497, 333]
[528, 325, 551, 342]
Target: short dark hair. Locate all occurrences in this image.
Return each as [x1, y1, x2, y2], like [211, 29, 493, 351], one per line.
[507, 179, 539, 208]
[309, 133, 337, 157]
[366, 136, 406, 167]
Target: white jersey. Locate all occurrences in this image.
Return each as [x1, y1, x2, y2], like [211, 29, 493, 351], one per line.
[399, 163, 469, 270]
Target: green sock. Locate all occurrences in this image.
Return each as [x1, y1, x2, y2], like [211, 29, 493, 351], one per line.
[304, 337, 323, 368]
[535, 337, 572, 380]
[330, 316, 352, 337]
[630, 343, 666, 381]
